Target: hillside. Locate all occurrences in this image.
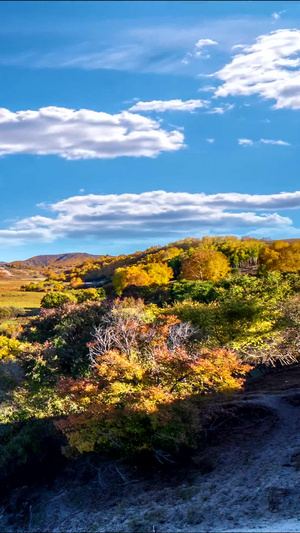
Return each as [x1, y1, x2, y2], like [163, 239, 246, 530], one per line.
[3, 367, 300, 532]
[6, 253, 100, 269]
[0, 235, 300, 532]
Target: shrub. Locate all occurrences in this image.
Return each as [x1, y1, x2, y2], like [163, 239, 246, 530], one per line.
[0, 306, 25, 320]
[74, 287, 106, 303]
[55, 314, 251, 460]
[0, 335, 24, 361]
[22, 301, 105, 377]
[41, 292, 77, 309]
[171, 280, 216, 303]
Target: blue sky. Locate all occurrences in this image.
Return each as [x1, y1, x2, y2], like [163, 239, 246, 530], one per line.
[1, 0, 300, 261]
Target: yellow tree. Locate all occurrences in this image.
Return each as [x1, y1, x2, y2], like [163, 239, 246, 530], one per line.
[70, 276, 83, 289]
[181, 249, 230, 282]
[143, 262, 173, 285]
[113, 266, 152, 295]
[260, 242, 300, 273]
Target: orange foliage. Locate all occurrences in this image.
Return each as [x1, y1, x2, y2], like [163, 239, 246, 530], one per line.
[55, 315, 251, 458]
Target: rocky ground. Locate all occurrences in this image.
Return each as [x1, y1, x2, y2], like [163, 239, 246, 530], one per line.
[2, 367, 300, 532]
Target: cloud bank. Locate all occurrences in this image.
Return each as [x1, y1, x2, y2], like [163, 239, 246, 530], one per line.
[0, 107, 185, 160]
[1, 190, 299, 246]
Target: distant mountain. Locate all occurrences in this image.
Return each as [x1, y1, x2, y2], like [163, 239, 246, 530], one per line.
[7, 253, 100, 269]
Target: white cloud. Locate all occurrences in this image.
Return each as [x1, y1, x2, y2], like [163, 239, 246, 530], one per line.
[0, 190, 298, 246]
[214, 29, 300, 110]
[0, 106, 185, 160]
[129, 99, 210, 113]
[238, 138, 290, 147]
[206, 138, 215, 144]
[198, 85, 216, 93]
[272, 13, 280, 21]
[128, 100, 234, 115]
[182, 37, 218, 65]
[195, 39, 218, 49]
[238, 138, 254, 146]
[260, 138, 290, 146]
[207, 103, 235, 114]
[272, 11, 285, 22]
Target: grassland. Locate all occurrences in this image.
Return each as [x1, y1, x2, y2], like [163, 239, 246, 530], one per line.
[0, 278, 45, 317]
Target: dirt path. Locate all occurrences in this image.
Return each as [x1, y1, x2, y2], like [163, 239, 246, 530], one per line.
[3, 387, 300, 532]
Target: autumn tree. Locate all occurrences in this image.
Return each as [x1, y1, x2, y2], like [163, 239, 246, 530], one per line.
[143, 262, 173, 285]
[113, 266, 152, 295]
[181, 249, 230, 282]
[259, 242, 300, 273]
[113, 262, 173, 295]
[55, 314, 250, 459]
[69, 276, 83, 289]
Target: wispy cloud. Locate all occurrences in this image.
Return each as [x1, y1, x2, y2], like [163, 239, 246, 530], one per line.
[238, 138, 254, 146]
[129, 99, 210, 113]
[0, 107, 185, 160]
[207, 103, 235, 114]
[129, 99, 234, 115]
[206, 138, 215, 143]
[238, 138, 291, 147]
[260, 138, 290, 146]
[272, 10, 285, 23]
[0, 16, 281, 75]
[182, 37, 218, 65]
[1, 190, 298, 246]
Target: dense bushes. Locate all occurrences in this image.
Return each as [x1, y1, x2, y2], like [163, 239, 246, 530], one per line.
[0, 418, 66, 495]
[22, 301, 105, 377]
[0, 306, 25, 320]
[40, 287, 106, 309]
[55, 312, 250, 460]
[41, 292, 77, 309]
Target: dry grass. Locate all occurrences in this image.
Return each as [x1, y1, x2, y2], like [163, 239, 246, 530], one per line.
[0, 278, 45, 316]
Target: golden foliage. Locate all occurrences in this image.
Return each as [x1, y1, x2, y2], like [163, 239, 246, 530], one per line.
[260, 241, 300, 273]
[181, 250, 230, 282]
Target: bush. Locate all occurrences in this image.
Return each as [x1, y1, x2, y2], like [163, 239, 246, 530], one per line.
[0, 306, 25, 320]
[171, 280, 216, 303]
[0, 335, 24, 361]
[74, 287, 106, 303]
[41, 292, 77, 309]
[55, 314, 250, 460]
[0, 418, 66, 494]
[22, 301, 105, 377]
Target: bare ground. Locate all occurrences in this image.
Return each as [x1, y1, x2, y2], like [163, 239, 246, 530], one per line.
[2, 369, 300, 532]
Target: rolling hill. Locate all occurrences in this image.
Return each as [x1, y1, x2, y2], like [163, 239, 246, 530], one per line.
[6, 253, 100, 269]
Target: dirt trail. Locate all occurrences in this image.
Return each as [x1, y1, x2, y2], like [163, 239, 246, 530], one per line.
[3, 387, 300, 532]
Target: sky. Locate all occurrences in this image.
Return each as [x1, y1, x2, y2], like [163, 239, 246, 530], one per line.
[1, 0, 300, 261]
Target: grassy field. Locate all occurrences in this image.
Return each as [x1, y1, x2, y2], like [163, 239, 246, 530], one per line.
[0, 278, 45, 316]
